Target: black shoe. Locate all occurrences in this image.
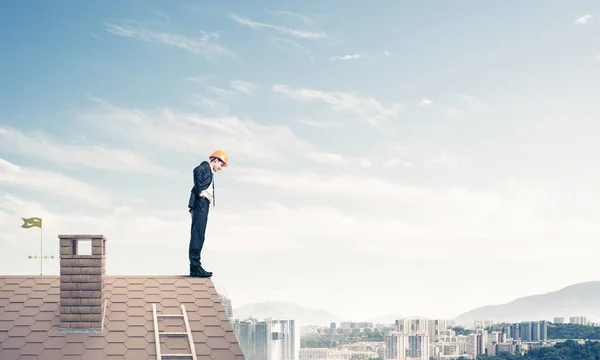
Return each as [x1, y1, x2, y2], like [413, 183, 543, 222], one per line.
[199, 265, 213, 276]
[190, 266, 212, 278]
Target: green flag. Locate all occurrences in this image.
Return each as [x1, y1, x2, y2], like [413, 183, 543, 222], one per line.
[21, 217, 42, 229]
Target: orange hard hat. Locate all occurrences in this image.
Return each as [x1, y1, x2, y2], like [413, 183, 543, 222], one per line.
[209, 150, 228, 166]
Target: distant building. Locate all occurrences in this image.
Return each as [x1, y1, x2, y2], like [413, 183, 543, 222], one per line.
[219, 293, 234, 321]
[384, 331, 429, 360]
[233, 318, 299, 360]
[554, 317, 564, 324]
[570, 316, 587, 325]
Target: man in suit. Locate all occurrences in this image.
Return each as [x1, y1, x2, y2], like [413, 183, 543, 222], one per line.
[188, 150, 228, 278]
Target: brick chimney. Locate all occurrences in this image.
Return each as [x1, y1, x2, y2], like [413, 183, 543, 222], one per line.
[59, 234, 106, 331]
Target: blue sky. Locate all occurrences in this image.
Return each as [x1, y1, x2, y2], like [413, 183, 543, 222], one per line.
[1, 0, 600, 322]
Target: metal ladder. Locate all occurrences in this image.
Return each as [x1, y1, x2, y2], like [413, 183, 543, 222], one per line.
[152, 304, 197, 359]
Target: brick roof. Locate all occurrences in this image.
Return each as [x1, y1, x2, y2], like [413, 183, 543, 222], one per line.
[0, 275, 245, 360]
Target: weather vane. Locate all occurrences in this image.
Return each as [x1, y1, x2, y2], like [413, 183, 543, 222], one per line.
[21, 217, 54, 275]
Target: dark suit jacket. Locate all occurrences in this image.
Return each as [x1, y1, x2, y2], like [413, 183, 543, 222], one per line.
[188, 161, 213, 211]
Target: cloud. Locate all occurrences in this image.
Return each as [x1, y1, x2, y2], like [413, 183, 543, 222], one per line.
[224, 167, 580, 259]
[192, 95, 230, 114]
[230, 80, 256, 95]
[330, 54, 364, 61]
[453, 93, 487, 113]
[0, 159, 114, 208]
[104, 22, 234, 59]
[207, 86, 234, 97]
[184, 75, 211, 83]
[575, 15, 592, 24]
[432, 151, 458, 167]
[418, 99, 433, 107]
[266, 9, 313, 24]
[79, 97, 315, 165]
[357, 158, 372, 168]
[0, 194, 299, 254]
[384, 51, 391, 57]
[273, 85, 402, 127]
[0, 126, 167, 174]
[228, 14, 326, 39]
[268, 36, 311, 54]
[308, 152, 347, 165]
[296, 119, 341, 128]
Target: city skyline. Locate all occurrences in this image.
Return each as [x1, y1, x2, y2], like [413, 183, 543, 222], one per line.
[2, 0, 600, 321]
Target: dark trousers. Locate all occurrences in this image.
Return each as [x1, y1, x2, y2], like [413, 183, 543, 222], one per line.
[189, 197, 209, 268]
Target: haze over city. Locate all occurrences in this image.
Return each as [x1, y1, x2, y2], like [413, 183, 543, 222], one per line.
[1, 0, 600, 322]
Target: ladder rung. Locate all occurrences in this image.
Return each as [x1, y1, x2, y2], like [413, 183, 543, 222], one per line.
[153, 304, 197, 360]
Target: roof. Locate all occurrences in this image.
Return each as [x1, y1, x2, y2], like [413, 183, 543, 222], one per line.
[0, 275, 245, 360]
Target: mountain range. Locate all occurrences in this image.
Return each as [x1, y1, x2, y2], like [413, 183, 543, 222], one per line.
[232, 281, 600, 327]
[452, 281, 600, 326]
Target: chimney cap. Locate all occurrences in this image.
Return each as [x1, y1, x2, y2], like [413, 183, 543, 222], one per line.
[58, 234, 107, 240]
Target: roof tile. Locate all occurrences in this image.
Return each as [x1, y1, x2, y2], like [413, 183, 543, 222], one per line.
[0, 311, 19, 321]
[20, 342, 44, 355]
[4, 303, 24, 312]
[0, 276, 244, 359]
[18, 307, 38, 317]
[129, 290, 145, 299]
[125, 348, 149, 357]
[8, 325, 30, 337]
[105, 331, 127, 343]
[203, 325, 226, 338]
[195, 342, 212, 356]
[104, 342, 127, 356]
[1, 336, 26, 349]
[39, 348, 64, 358]
[61, 343, 86, 356]
[14, 316, 35, 326]
[25, 331, 49, 343]
[125, 336, 147, 349]
[42, 336, 67, 349]
[125, 325, 146, 337]
[207, 336, 231, 350]
[81, 348, 106, 358]
[0, 330, 8, 342]
[211, 349, 239, 360]
[0, 349, 21, 360]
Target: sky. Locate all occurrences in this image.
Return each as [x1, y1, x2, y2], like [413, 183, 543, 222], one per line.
[1, 0, 600, 323]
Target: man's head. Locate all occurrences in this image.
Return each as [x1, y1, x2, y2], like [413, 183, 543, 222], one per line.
[209, 150, 228, 172]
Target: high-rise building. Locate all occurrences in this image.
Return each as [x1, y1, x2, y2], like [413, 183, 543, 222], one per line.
[511, 323, 520, 340]
[233, 318, 299, 360]
[269, 319, 300, 360]
[540, 320, 548, 341]
[395, 319, 411, 334]
[531, 321, 540, 341]
[427, 320, 447, 342]
[407, 333, 429, 360]
[219, 293, 233, 321]
[410, 318, 428, 334]
[384, 331, 406, 359]
[465, 333, 479, 358]
[554, 317, 564, 324]
[476, 329, 488, 356]
[570, 316, 587, 325]
[520, 322, 532, 342]
[384, 331, 429, 360]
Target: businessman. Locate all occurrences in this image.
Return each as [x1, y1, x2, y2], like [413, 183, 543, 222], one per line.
[187, 150, 228, 278]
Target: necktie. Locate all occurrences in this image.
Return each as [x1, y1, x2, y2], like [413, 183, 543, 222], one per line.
[212, 175, 215, 207]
